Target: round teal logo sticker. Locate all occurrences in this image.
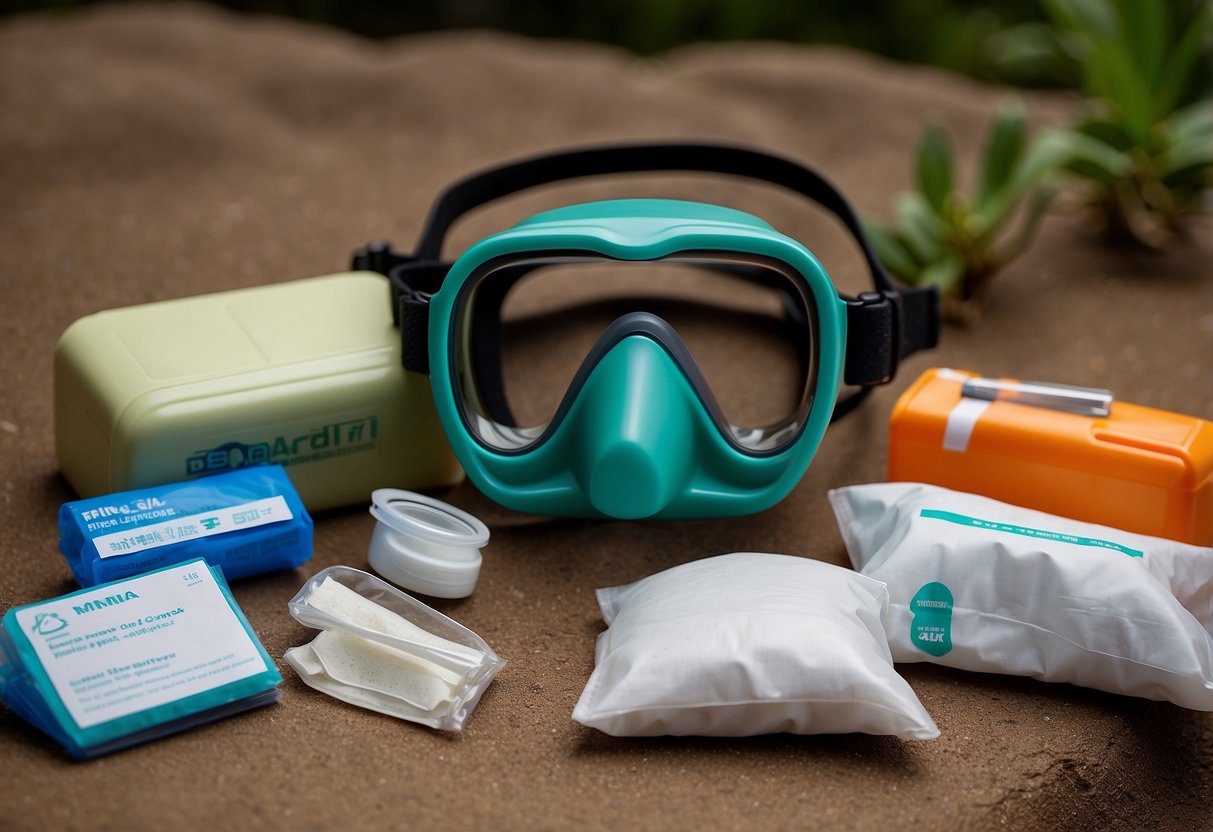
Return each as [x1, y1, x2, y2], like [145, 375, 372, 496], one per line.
[910, 582, 953, 657]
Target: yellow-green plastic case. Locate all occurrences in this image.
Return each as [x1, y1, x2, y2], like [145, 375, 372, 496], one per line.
[54, 272, 463, 511]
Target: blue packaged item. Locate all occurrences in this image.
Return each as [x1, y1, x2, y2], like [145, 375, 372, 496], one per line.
[0, 558, 282, 759]
[59, 465, 312, 587]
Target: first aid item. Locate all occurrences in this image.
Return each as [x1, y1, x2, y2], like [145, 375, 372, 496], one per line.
[355, 142, 940, 520]
[0, 559, 281, 759]
[571, 552, 939, 739]
[54, 273, 463, 512]
[830, 482, 1213, 710]
[284, 566, 504, 731]
[889, 368, 1213, 545]
[58, 465, 312, 587]
[367, 489, 488, 599]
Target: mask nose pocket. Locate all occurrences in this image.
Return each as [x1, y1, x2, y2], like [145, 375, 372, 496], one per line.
[570, 335, 696, 519]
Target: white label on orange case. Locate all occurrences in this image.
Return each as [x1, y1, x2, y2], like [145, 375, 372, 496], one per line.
[943, 397, 990, 452]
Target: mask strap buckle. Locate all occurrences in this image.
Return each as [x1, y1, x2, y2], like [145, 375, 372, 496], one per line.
[845, 291, 901, 387]
[842, 285, 939, 387]
[352, 241, 450, 374]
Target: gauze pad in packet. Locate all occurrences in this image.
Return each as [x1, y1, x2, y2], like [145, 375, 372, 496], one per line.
[571, 553, 939, 739]
[829, 482, 1213, 709]
[284, 566, 504, 731]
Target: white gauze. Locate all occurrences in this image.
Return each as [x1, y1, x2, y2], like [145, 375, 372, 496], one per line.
[284, 577, 486, 722]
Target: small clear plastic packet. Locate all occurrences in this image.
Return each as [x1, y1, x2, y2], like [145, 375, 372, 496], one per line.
[285, 566, 504, 731]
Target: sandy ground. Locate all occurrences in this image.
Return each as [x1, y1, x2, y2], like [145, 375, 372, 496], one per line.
[1, 4, 1212, 830]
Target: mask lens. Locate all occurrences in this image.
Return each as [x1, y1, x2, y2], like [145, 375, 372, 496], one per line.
[452, 252, 818, 454]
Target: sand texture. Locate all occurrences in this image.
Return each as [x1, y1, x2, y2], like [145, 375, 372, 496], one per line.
[1, 4, 1212, 830]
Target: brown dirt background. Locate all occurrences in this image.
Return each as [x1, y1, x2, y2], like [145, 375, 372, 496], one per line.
[1, 4, 1212, 830]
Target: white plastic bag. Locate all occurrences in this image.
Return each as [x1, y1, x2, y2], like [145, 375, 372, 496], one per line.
[830, 482, 1213, 709]
[572, 552, 939, 739]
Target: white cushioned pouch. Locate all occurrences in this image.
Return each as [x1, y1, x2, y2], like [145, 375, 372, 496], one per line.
[829, 482, 1213, 710]
[572, 552, 939, 740]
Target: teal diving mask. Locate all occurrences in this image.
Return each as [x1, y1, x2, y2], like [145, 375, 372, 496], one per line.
[354, 143, 939, 519]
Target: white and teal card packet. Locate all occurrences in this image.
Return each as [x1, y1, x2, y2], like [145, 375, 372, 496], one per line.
[0, 558, 282, 759]
[59, 464, 312, 587]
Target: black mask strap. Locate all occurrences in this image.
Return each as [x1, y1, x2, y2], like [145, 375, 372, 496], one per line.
[352, 142, 939, 419]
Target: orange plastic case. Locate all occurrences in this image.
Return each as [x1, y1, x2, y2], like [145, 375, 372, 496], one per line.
[888, 368, 1213, 545]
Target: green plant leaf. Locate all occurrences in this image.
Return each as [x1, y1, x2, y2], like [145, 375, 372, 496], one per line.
[1087, 38, 1153, 144]
[1159, 106, 1213, 184]
[1163, 102, 1213, 147]
[975, 100, 1027, 210]
[1119, 0, 1167, 93]
[861, 219, 923, 280]
[1076, 116, 1137, 151]
[1065, 157, 1123, 186]
[993, 186, 1058, 268]
[1160, 164, 1213, 189]
[917, 253, 965, 292]
[986, 23, 1073, 84]
[916, 124, 955, 216]
[1159, 171, 1213, 192]
[1156, 134, 1213, 181]
[977, 128, 1130, 229]
[1154, 3, 1212, 120]
[1034, 128, 1132, 181]
[896, 192, 945, 263]
[1042, 0, 1117, 38]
